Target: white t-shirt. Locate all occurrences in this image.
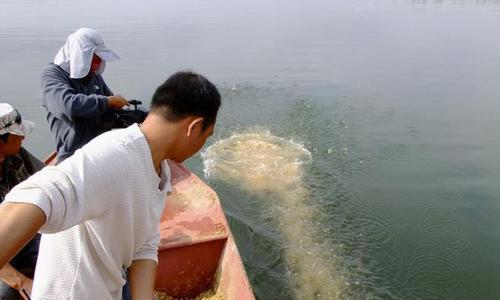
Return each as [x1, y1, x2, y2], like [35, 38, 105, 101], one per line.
[5, 124, 171, 300]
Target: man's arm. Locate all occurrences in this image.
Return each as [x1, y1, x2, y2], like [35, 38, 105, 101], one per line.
[0, 263, 33, 298]
[127, 259, 157, 300]
[41, 66, 109, 119]
[41, 66, 129, 119]
[0, 202, 45, 270]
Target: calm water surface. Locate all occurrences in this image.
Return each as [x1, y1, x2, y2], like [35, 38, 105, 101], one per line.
[2, 0, 500, 299]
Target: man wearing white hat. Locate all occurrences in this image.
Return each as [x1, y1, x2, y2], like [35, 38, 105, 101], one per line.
[0, 103, 43, 300]
[41, 27, 130, 162]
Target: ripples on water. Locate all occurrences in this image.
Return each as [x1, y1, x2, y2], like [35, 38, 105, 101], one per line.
[195, 83, 470, 299]
[195, 84, 397, 299]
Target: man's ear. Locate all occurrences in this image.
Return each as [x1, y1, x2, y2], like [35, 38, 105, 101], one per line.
[187, 117, 204, 137]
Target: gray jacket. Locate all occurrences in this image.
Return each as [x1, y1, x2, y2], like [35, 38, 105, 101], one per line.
[41, 63, 113, 161]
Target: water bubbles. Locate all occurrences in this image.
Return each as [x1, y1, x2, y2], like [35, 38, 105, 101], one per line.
[201, 129, 347, 299]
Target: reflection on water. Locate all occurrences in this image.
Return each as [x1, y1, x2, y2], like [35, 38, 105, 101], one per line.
[202, 129, 347, 299]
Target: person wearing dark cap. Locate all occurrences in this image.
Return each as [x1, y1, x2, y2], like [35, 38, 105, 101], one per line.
[41, 27, 130, 162]
[0, 103, 43, 300]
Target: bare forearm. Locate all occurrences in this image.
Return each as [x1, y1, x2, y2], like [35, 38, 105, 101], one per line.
[0, 202, 46, 269]
[128, 259, 157, 300]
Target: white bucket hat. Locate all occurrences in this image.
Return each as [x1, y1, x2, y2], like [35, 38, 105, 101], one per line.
[53, 27, 120, 79]
[0, 103, 34, 137]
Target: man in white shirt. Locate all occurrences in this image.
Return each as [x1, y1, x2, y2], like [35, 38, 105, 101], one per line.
[0, 71, 220, 300]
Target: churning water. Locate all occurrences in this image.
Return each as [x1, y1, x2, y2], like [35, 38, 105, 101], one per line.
[202, 130, 347, 299]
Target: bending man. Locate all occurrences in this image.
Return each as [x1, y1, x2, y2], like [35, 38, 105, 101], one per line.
[42, 27, 129, 162]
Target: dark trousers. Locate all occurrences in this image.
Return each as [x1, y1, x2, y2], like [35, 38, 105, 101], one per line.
[0, 280, 19, 300]
[122, 282, 131, 300]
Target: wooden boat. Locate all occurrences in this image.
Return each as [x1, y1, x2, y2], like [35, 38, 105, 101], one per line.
[44, 153, 255, 299]
[154, 161, 255, 299]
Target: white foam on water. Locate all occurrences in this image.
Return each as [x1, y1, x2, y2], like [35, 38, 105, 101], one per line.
[202, 129, 347, 299]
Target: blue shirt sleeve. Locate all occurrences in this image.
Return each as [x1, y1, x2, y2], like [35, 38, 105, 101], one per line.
[41, 65, 109, 121]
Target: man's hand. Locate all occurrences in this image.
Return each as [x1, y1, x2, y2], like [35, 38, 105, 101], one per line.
[18, 277, 33, 300]
[0, 263, 32, 299]
[108, 95, 129, 109]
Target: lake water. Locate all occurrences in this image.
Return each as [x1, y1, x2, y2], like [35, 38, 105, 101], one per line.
[2, 0, 500, 299]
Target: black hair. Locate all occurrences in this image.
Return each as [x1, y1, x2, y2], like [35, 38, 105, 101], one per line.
[0, 133, 9, 143]
[150, 71, 221, 130]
